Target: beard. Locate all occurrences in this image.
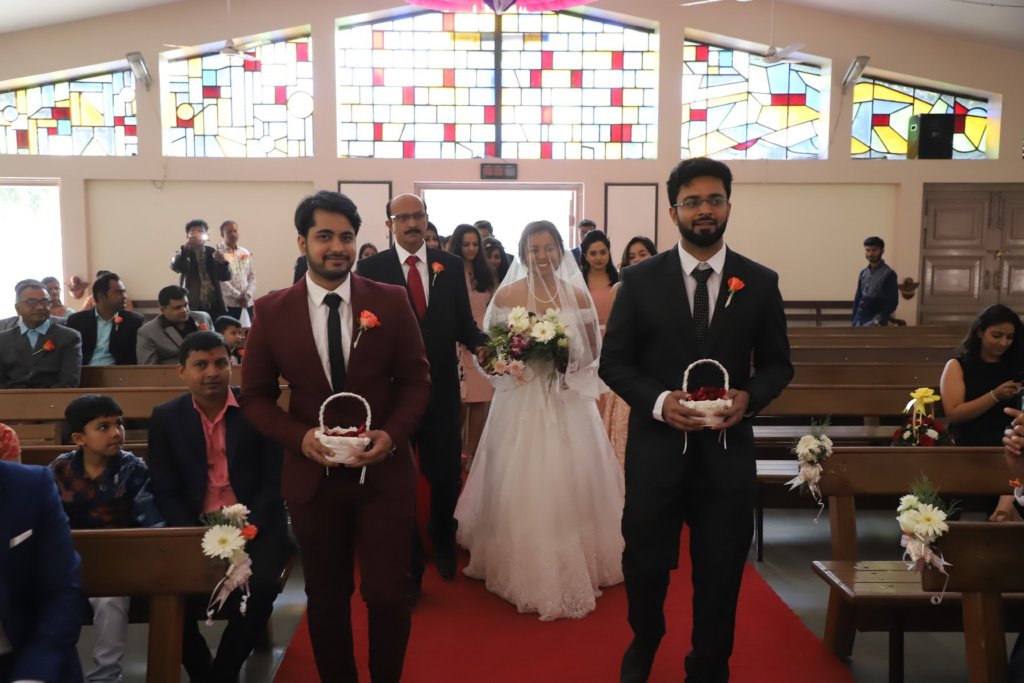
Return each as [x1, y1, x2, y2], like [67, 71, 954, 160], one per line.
[677, 215, 727, 248]
[308, 252, 352, 282]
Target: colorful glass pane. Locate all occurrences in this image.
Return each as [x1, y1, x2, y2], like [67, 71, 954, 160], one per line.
[0, 70, 138, 156]
[163, 36, 313, 157]
[850, 76, 987, 159]
[681, 41, 823, 160]
[335, 9, 658, 160]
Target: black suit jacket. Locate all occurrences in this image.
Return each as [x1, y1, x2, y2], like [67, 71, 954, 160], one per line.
[599, 247, 793, 492]
[146, 389, 288, 534]
[172, 246, 232, 317]
[65, 309, 144, 365]
[358, 248, 487, 404]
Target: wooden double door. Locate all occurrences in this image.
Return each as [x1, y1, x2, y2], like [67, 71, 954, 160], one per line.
[920, 185, 1024, 324]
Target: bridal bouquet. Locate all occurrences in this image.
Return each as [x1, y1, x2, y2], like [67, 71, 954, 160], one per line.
[485, 306, 570, 384]
[898, 475, 957, 602]
[200, 503, 258, 623]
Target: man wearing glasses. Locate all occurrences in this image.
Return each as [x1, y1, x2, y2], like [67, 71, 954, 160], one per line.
[358, 194, 489, 595]
[0, 279, 82, 388]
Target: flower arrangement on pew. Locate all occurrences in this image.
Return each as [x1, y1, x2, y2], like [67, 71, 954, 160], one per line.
[891, 387, 955, 447]
[898, 475, 958, 603]
[201, 503, 258, 623]
[786, 418, 832, 518]
[485, 306, 570, 385]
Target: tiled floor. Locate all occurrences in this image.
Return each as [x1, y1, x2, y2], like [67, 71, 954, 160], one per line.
[89, 506, 1004, 682]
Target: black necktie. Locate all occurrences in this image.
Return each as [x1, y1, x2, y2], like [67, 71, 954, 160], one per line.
[323, 293, 347, 392]
[692, 266, 712, 355]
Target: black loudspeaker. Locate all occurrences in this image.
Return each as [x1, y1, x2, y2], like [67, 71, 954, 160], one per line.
[907, 114, 954, 159]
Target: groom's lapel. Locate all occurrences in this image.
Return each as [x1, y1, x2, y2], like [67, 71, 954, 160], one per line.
[663, 249, 701, 354]
[704, 248, 737, 354]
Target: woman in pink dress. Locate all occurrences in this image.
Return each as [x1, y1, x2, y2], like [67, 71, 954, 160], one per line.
[448, 224, 497, 470]
[602, 236, 659, 467]
[580, 230, 618, 332]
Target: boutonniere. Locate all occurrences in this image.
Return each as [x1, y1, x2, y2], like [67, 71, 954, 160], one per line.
[240, 253, 249, 261]
[198, 323, 209, 331]
[33, 339, 56, 355]
[354, 309, 381, 348]
[113, 314, 124, 331]
[724, 276, 745, 308]
[431, 262, 444, 286]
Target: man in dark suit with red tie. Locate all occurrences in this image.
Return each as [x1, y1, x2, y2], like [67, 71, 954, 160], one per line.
[358, 194, 489, 585]
[240, 190, 431, 683]
[600, 158, 793, 683]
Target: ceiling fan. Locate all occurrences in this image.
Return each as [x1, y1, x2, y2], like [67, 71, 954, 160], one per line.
[163, 38, 269, 62]
[757, 0, 805, 64]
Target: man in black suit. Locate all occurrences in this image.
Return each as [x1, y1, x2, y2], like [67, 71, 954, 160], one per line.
[570, 218, 597, 265]
[600, 157, 792, 683]
[358, 193, 488, 583]
[147, 331, 292, 682]
[65, 272, 144, 365]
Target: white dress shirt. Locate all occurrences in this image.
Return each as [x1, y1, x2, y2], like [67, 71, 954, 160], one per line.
[652, 241, 728, 422]
[305, 274, 353, 387]
[393, 241, 430, 308]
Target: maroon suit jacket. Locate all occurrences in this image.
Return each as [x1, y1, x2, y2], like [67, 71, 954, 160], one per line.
[240, 274, 431, 504]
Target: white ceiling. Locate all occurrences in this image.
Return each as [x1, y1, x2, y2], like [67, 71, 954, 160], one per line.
[1, 0, 1021, 50]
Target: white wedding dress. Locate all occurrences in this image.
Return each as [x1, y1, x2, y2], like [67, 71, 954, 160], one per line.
[454, 241, 624, 621]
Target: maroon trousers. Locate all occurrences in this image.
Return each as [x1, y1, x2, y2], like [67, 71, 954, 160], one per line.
[288, 454, 417, 683]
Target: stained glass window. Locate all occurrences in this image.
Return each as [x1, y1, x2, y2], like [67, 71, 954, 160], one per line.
[163, 36, 314, 157]
[850, 77, 987, 159]
[335, 10, 658, 160]
[681, 41, 823, 160]
[0, 70, 139, 156]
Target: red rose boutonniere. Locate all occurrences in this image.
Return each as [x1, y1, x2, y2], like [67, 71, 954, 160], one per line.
[113, 314, 124, 331]
[431, 262, 444, 286]
[198, 323, 209, 331]
[354, 310, 381, 348]
[33, 340, 56, 355]
[240, 253, 249, 262]
[725, 277, 745, 308]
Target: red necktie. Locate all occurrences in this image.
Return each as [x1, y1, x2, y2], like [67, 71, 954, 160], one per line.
[406, 254, 427, 319]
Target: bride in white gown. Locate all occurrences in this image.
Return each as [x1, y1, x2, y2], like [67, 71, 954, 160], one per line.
[455, 220, 625, 621]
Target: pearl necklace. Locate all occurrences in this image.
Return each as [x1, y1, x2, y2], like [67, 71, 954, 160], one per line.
[528, 281, 557, 305]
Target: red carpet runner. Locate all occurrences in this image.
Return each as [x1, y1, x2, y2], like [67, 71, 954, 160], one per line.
[273, 549, 853, 683]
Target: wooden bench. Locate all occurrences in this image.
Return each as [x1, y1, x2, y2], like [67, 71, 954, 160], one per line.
[920, 521, 1024, 683]
[787, 325, 962, 338]
[80, 365, 244, 388]
[812, 447, 1018, 683]
[791, 362, 943, 385]
[784, 300, 853, 326]
[20, 443, 149, 467]
[73, 527, 223, 683]
[791, 346, 954, 363]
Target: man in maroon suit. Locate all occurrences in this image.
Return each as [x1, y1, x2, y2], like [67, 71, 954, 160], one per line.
[240, 190, 431, 683]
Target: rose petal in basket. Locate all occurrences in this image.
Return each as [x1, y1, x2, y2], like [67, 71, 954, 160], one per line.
[316, 432, 372, 465]
[680, 398, 733, 426]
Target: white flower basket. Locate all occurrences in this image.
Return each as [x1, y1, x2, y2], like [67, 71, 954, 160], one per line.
[315, 392, 372, 465]
[680, 359, 733, 427]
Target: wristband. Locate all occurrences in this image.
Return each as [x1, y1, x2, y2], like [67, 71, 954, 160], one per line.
[991, 390, 1000, 403]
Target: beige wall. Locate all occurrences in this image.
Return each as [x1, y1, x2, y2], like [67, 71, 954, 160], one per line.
[1, 0, 1022, 319]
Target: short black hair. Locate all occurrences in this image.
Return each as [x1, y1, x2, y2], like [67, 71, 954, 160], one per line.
[179, 330, 231, 366]
[185, 219, 209, 234]
[296, 191, 362, 238]
[864, 236, 885, 249]
[15, 279, 46, 299]
[92, 272, 121, 300]
[158, 285, 188, 307]
[65, 394, 123, 434]
[667, 157, 733, 204]
[41, 276, 60, 287]
[578, 218, 597, 229]
[219, 220, 237, 235]
[214, 315, 242, 334]
[474, 219, 493, 233]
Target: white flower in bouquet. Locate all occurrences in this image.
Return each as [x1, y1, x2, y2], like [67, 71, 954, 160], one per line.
[897, 494, 920, 512]
[492, 357, 508, 374]
[221, 503, 251, 525]
[202, 525, 246, 560]
[530, 320, 557, 343]
[557, 337, 569, 348]
[912, 503, 948, 542]
[898, 509, 921, 535]
[820, 435, 834, 451]
[543, 308, 561, 322]
[508, 307, 531, 333]
[795, 435, 821, 460]
[926, 429, 938, 439]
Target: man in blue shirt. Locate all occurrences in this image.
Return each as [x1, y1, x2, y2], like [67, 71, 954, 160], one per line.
[66, 273, 144, 366]
[852, 236, 899, 327]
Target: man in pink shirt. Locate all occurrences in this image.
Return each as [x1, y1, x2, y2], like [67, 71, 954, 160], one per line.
[147, 331, 292, 682]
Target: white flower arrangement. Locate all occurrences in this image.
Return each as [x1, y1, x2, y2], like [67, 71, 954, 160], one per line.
[201, 504, 259, 623]
[786, 419, 833, 517]
[898, 476, 955, 603]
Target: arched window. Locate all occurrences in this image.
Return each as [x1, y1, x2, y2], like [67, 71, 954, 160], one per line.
[682, 40, 823, 160]
[336, 9, 658, 160]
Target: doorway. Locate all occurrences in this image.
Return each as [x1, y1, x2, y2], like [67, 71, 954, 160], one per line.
[0, 181, 63, 318]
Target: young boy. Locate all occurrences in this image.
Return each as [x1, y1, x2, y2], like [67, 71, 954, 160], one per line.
[50, 394, 164, 683]
[214, 315, 244, 364]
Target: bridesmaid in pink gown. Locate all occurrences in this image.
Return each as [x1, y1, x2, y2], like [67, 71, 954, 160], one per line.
[448, 224, 497, 469]
[581, 231, 622, 462]
[602, 236, 659, 467]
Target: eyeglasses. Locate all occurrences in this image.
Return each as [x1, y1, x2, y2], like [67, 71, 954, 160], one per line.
[673, 196, 728, 211]
[20, 298, 52, 308]
[389, 212, 427, 224]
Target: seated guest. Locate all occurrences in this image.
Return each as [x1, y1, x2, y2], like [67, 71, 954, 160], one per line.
[214, 316, 244, 365]
[137, 286, 214, 365]
[42, 276, 74, 317]
[171, 219, 231, 318]
[66, 272, 144, 366]
[147, 331, 292, 682]
[0, 279, 82, 388]
[0, 279, 69, 332]
[0, 423, 20, 462]
[0, 459, 84, 683]
[81, 271, 136, 312]
[49, 394, 164, 683]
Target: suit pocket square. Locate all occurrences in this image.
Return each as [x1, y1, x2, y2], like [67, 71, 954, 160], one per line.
[9, 529, 32, 548]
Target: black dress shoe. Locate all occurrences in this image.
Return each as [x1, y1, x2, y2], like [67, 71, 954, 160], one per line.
[620, 638, 659, 683]
[434, 540, 457, 580]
